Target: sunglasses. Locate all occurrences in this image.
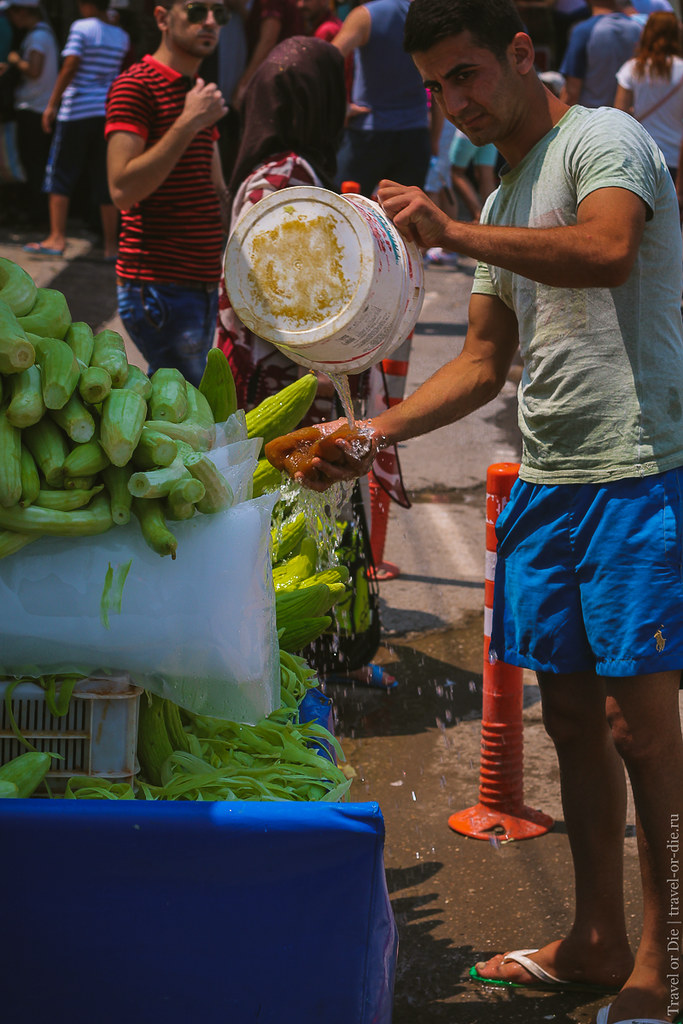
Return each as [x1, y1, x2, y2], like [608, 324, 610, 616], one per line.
[183, 2, 231, 25]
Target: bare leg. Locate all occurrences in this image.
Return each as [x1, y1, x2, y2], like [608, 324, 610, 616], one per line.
[99, 203, 119, 260]
[28, 192, 68, 253]
[602, 671, 683, 1022]
[475, 669, 634, 988]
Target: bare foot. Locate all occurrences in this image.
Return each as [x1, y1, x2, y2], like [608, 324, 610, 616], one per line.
[475, 937, 633, 991]
[599, 970, 674, 1023]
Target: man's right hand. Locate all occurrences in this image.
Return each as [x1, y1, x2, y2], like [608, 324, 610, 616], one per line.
[180, 78, 228, 131]
[377, 179, 455, 250]
[266, 418, 384, 492]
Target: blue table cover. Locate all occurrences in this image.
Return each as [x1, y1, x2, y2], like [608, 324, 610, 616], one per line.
[0, 799, 397, 1024]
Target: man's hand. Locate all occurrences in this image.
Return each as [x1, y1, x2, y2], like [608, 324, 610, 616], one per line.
[179, 78, 227, 131]
[41, 105, 57, 133]
[377, 179, 455, 250]
[346, 101, 372, 124]
[267, 418, 384, 492]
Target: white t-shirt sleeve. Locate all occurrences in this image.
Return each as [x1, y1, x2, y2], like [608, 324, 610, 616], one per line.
[616, 58, 636, 91]
[61, 24, 85, 59]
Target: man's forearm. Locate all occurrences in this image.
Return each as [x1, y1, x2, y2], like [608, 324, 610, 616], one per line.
[379, 182, 645, 290]
[370, 348, 509, 447]
[441, 218, 635, 288]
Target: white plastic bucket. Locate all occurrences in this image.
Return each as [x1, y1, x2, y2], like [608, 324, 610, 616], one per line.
[224, 186, 424, 375]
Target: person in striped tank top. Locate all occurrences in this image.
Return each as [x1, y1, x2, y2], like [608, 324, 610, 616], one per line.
[24, 0, 129, 259]
[105, 1, 231, 385]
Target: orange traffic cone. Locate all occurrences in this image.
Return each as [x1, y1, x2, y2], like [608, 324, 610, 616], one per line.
[448, 463, 554, 842]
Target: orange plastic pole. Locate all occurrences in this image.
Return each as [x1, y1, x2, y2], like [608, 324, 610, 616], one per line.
[368, 473, 391, 569]
[448, 463, 554, 842]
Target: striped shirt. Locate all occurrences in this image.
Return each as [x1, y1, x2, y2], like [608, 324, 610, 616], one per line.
[105, 56, 223, 284]
[59, 17, 129, 121]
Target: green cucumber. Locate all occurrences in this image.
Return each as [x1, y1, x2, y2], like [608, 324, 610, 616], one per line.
[101, 465, 133, 525]
[0, 297, 35, 374]
[91, 329, 129, 387]
[120, 364, 153, 401]
[100, 390, 147, 467]
[149, 367, 188, 422]
[133, 497, 177, 558]
[0, 493, 113, 535]
[48, 391, 96, 443]
[0, 751, 52, 797]
[133, 427, 178, 469]
[23, 416, 70, 487]
[6, 364, 45, 428]
[19, 445, 40, 507]
[198, 347, 238, 422]
[0, 406, 22, 508]
[0, 257, 37, 317]
[17, 287, 71, 339]
[64, 321, 94, 365]
[78, 365, 111, 405]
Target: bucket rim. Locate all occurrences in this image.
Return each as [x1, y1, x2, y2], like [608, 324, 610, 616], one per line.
[225, 186, 377, 346]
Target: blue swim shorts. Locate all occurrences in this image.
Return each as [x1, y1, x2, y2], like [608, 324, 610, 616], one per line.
[489, 467, 683, 677]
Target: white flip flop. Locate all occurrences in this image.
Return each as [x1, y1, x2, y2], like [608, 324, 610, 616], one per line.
[596, 1003, 675, 1024]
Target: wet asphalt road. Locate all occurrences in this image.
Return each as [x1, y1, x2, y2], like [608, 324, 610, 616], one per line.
[0, 221, 674, 1024]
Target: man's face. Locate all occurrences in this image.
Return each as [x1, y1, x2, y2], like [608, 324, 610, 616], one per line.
[296, 0, 329, 31]
[158, 2, 227, 57]
[413, 31, 525, 149]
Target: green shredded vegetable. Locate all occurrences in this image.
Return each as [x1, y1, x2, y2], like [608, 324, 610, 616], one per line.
[100, 559, 132, 629]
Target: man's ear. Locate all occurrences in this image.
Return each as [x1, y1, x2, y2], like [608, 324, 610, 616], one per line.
[154, 4, 170, 30]
[509, 32, 536, 76]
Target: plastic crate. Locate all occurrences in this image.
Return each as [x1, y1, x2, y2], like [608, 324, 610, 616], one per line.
[0, 674, 142, 792]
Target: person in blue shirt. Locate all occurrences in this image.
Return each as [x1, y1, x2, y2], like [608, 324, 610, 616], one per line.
[560, 0, 642, 107]
[24, 0, 128, 259]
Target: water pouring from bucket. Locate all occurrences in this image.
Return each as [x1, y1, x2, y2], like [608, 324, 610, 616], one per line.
[224, 185, 425, 476]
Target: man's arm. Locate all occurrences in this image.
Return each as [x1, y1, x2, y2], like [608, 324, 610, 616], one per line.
[107, 78, 227, 211]
[613, 84, 634, 114]
[331, 5, 371, 57]
[233, 16, 280, 102]
[5, 45, 45, 80]
[295, 292, 519, 490]
[42, 54, 79, 132]
[211, 140, 230, 233]
[377, 180, 647, 289]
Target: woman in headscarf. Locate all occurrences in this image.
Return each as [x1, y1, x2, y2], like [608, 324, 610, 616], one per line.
[217, 36, 405, 688]
[216, 36, 346, 419]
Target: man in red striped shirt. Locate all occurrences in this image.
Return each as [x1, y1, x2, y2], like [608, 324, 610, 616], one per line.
[106, 1, 231, 385]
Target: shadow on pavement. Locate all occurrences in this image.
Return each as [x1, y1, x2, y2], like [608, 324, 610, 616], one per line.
[327, 641, 485, 740]
[50, 258, 119, 332]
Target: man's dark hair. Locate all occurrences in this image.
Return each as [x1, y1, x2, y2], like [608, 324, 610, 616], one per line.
[404, 0, 525, 61]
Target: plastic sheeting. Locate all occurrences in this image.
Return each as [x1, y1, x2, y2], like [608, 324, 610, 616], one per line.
[0, 492, 280, 721]
[0, 799, 398, 1024]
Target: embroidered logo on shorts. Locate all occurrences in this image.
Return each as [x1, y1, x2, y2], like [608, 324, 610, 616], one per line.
[654, 626, 666, 653]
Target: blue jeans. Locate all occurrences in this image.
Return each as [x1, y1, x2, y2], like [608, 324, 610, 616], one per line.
[117, 280, 218, 387]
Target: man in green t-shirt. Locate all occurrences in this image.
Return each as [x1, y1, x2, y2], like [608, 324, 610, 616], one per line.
[284, 1, 683, 1021]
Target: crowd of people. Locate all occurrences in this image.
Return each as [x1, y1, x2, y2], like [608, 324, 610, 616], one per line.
[0, 1, 680, 267]
[1, 5, 683, 1021]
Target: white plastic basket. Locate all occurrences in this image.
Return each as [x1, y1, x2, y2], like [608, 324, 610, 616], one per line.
[0, 674, 142, 792]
